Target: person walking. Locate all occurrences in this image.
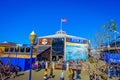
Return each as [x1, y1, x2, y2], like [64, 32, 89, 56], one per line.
[60, 69, 64, 80]
[72, 70, 75, 80]
[76, 67, 81, 80]
[44, 69, 48, 80]
[68, 68, 73, 80]
[108, 66, 113, 80]
[42, 60, 45, 69]
[49, 68, 54, 78]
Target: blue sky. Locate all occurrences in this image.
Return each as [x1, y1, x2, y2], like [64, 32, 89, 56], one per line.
[0, 0, 120, 47]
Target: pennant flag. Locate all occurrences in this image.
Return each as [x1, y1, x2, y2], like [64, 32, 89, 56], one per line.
[61, 18, 67, 22]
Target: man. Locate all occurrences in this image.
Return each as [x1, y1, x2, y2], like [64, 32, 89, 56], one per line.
[76, 67, 81, 80]
[60, 69, 64, 80]
[108, 66, 113, 80]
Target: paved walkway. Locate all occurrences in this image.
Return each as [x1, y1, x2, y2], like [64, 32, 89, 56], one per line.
[8, 60, 119, 80]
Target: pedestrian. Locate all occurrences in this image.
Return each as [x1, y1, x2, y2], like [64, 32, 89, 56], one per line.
[96, 74, 99, 80]
[60, 69, 64, 80]
[9, 64, 15, 78]
[72, 70, 75, 80]
[49, 68, 54, 78]
[44, 68, 48, 80]
[108, 66, 113, 80]
[76, 67, 81, 80]
[89, 72, 93, 80]
[68, 68, 73, 80]
[14, 65, 20, 76]
[42, 61, 45, 69]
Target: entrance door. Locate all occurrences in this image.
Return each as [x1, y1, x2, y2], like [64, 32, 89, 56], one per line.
[52, 56, 56, 61]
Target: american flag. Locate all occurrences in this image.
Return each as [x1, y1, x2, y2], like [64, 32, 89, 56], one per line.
[61, 18, 67, 22]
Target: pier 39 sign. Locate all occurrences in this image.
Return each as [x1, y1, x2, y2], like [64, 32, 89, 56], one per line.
[68, 38, 87, 44]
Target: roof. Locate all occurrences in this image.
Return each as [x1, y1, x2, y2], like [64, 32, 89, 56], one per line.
[36, 46, 51, 54]
[38, 30, 88, 40]
[0, 41, 31, 47]
[0, 41, 17, 46]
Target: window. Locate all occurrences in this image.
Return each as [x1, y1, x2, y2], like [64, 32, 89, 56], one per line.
[10, 48, 14, 52]
[52, 38, 64, 55]
[15, 47, 19, 52]
[20, 47, 25, 52]
[5, 48, 9, 52]
[26, 47, 30, 52]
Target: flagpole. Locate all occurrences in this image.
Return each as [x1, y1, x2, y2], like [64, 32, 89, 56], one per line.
[60, 19, 62, 31]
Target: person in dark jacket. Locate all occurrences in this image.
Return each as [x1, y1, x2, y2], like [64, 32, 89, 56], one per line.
[72, 70, 75, 80]
[76, 67, 81, 80]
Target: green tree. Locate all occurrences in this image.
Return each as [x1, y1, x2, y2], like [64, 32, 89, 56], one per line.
[103, 19, 117, 48]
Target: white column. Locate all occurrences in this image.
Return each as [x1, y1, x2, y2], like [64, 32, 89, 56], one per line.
[52, 62, 54, 69]
[45, 61, 48, 69]
[66, 62, 69, 70]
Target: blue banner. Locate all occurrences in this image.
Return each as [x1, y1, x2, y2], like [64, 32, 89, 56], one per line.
[68, 38, 87, 44]
[102, 53, 120, 63]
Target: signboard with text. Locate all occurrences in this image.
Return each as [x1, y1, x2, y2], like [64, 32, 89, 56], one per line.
[66, 38, 87, 44]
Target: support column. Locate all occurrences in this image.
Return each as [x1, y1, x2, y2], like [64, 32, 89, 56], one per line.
[45, 61, 48, 69]
[66, 62, 69, 70]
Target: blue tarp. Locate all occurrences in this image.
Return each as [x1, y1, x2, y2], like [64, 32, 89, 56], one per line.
[0, 57, 35, 71]
[101, 53, 120, 64]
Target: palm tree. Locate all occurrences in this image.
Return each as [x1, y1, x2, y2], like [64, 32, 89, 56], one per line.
[110, 20, 117, 49]
[104, 19, 117, 49]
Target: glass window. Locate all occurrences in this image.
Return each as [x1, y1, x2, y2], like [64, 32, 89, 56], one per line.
[26, 47, 30, 52]
[20, 47, 25, 52]
[5, 48, 9, 52]
[52, 38, 64, 55]
[10, 48, 14, 52]
[15, 47, 19, 52]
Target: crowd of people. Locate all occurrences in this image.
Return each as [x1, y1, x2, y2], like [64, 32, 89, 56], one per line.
[98, 63, 120, 80]
[42, 59, 82, 80]
[1, 58, 120, 80]
[0, 60, 21, 80]
[43, 67, 82, 80]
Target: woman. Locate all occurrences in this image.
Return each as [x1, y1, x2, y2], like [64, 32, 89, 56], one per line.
[49, 68, 53, 78]
[68, 68, 73, 80]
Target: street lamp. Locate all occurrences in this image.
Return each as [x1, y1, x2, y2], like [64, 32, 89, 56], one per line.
[28, 31, 36, 80]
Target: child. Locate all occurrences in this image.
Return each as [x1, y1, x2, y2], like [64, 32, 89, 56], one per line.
[44, 69, 48, 80]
